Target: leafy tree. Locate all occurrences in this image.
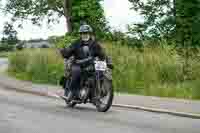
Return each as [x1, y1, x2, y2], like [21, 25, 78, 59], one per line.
[176, 0, 200, 47]
[0, 22, 18, 51]
[1, 0, 108, 38]
[128, 0, 175, 41]
[3, 0, 68, 28]
[2, 22, 18, 45]
[176, 0, 200, 79]
[71, 0, 109, 38]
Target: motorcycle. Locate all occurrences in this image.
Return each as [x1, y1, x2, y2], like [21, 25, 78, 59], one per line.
[60, 56, 114, 112]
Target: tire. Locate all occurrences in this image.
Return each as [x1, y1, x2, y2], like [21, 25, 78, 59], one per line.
[63, 79, 77, 108]
[66, 101, 77, 108]
[96, 78, 114, 112]
[64, 91, 77, 108]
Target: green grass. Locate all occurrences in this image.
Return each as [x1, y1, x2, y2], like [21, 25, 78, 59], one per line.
[0, 51, 11, 57]
[8, 49, 64, 85]
[7, 43, 200, 100]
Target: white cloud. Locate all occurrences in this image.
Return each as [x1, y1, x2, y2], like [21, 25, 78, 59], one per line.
[14, 17, 67, 40]
[0, 12, 67, 40]
[103, 0, 143, 31]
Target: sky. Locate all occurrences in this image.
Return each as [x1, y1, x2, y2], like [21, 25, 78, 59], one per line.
[0, 0, 143, 40]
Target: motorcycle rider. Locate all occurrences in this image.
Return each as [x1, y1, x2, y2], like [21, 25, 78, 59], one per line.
[59, 24, 112, 101]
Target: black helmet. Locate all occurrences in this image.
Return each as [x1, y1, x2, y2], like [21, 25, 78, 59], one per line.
[79, 24, 93, 33]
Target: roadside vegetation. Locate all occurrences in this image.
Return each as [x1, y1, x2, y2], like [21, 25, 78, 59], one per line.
[0, 51, 11, 58]
[7, 40, 200, 100]
[8, 49, 64, 85]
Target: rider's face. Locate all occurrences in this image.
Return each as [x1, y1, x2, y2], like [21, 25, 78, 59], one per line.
[81, 33, 90, 42]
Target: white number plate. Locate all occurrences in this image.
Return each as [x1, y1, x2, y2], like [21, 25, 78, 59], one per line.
[95, 61, 107, 71]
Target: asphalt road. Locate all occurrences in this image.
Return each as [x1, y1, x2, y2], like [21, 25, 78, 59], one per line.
[0, 58, 8, 72]
[0, 58, 8, 65]
[0, 87, 200, 133]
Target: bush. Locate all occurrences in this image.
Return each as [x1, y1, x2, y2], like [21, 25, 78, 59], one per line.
[0, 43, 14, 52]
[0, 51, 10, 57]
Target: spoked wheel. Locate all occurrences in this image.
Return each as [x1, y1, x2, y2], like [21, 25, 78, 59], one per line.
[63, 79, 77, 108]
[64, 91, 77, 108]
[96, 78, 114, 112]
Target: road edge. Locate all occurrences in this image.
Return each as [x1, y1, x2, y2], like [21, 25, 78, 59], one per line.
[1, 82, 200, 119]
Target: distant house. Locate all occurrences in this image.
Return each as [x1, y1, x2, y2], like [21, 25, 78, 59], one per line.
[23, 39, 52, 48]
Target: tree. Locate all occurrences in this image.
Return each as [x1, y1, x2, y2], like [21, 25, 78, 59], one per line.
[72, 0, 109, 38]
[2, 22, 18, 45]
[2, 0, 108, 38]
[0, 22, 18, 51]
[128, 0, 175, 41]
[176, 0, 200, 80]
[3, 0, 66, 27]
[64, 0, 72, 32]
[176, 0, 200, 47]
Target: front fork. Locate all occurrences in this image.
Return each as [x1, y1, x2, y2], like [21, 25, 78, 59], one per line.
[94, 71, 103, 99]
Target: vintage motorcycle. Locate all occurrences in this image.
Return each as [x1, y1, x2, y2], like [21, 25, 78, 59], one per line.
[60, 55, 114, 112]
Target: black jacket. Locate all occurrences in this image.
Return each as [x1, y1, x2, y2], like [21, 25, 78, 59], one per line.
[60, 39, 106, 61]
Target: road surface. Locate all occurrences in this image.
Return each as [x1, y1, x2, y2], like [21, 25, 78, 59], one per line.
[0, 58, 8, 72]
[0, 58, 8, 65]
[0, 86, 199, 133]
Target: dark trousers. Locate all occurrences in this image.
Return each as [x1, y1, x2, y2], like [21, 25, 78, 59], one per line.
[70, 65, 81, 96]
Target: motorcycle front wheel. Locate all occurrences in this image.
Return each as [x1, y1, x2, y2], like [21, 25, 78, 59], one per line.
[63, 79, 77, 108]
[95, 77, 114, 112]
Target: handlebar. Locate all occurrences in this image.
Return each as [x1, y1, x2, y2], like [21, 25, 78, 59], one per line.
[76, 57, 114, 69]
[75, 56, 94, 65]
